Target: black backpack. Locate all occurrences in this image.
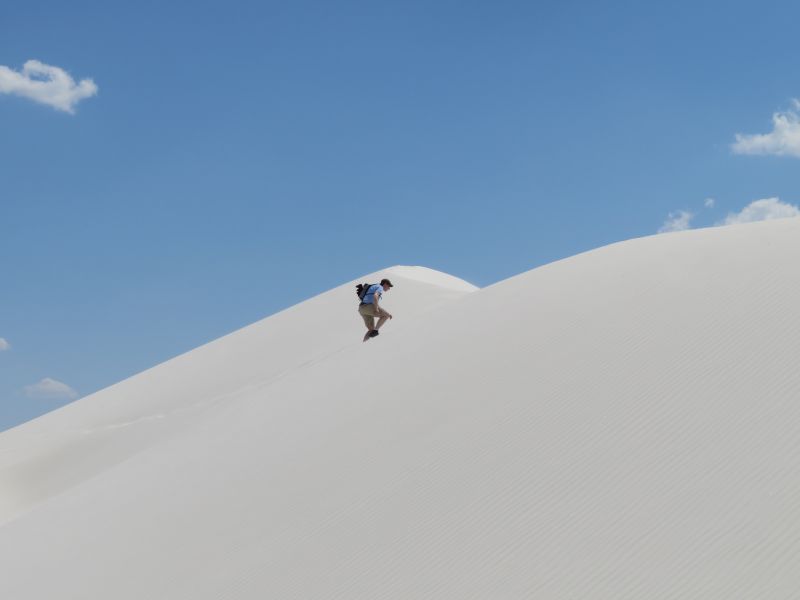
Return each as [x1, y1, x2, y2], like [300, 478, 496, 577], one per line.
[356, 282, 374, 301]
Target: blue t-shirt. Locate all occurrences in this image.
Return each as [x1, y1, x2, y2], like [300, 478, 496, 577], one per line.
[362, 284, 383, 304]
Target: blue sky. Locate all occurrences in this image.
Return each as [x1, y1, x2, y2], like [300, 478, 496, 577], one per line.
[3, 0, 800, 430]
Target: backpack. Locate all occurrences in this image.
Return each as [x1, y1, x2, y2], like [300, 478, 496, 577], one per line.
[356, 283, 374, 301]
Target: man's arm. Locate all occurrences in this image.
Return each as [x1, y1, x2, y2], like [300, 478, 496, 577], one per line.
[373, 295, 392, 319]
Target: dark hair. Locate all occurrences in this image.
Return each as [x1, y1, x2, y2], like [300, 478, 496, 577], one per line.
[380, 278, 393, 287]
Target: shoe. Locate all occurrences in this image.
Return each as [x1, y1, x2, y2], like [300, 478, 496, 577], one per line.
[369, 329, 379, 338]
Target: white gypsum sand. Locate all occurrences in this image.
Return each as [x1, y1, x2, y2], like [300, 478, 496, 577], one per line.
[1, 220, 799, 598]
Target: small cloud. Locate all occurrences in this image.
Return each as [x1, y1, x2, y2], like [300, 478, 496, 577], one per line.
[658, 210, 693, 233]
[0, 338, 9, 351]
[704, 197, 715, 208]
[718, 197, 800, 226]
[23, 377, 79, 400]
[0, 59, 97, 114]
[732, 101, 800, 157]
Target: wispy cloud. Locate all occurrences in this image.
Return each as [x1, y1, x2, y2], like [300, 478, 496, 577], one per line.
[658, 210, 693, 233]
[732, 100, 800, 157]
[659, 197, 800, 233]
[0, 338, 9, 351]
[24, 378, 79, 400]
[718, 197, 800, 226]
[0, 60, 97, 114]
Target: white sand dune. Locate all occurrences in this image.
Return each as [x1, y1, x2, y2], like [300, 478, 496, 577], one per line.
[1, 219, 799, 598]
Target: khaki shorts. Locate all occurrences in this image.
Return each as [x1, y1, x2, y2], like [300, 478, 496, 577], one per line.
[358, 303, 379, 329]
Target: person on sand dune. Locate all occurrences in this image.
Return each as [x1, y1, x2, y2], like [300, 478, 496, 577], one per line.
[358, 278, 393, 342]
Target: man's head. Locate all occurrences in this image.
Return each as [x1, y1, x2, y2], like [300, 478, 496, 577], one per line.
[380, 278, 393, 291]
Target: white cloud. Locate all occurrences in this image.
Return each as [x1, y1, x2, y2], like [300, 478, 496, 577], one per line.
[719, 197, 800, 226]
[24, 378, 79, 400]
[0, 59, 97, 114]
[0, 338, 9, 351]
[732, 101, 800, 157]
[658, 210, 693, 233]
[704, 197, 715, 208]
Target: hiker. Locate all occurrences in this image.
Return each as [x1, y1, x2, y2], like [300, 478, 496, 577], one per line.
[357, 278, 393, 342]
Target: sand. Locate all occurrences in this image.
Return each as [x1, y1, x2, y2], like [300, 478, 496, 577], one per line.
[1, 220, 798, 598]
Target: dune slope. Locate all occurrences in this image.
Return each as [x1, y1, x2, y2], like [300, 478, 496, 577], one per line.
[1, 220, 799, 599]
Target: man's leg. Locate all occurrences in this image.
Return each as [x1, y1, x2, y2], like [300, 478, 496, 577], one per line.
[375, 314, 389, 330]
[360, 308, 376, 342]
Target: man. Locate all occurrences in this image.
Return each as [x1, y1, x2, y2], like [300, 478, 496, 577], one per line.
[359, 278, 393, 342]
